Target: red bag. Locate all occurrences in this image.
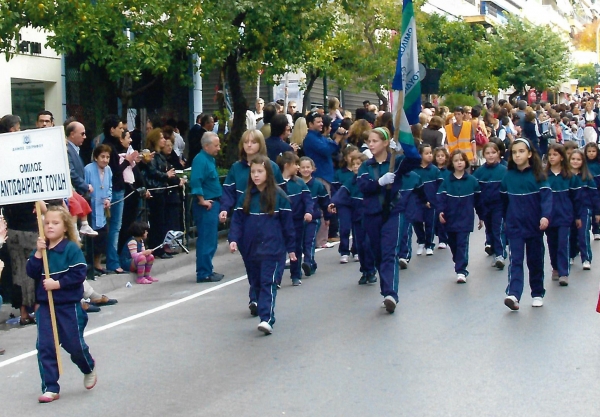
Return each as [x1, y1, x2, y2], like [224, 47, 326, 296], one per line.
[475, 126, 489, 146]
[596, 291, 600, 313]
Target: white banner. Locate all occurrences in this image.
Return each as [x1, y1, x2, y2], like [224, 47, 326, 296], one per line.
[0, 126, 71, 205]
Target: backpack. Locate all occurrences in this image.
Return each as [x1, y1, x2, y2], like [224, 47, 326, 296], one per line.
[475, 125, 489, 146]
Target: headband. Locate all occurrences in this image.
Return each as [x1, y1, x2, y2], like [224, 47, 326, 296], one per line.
[374, 127, 389, 141]
[513, 138, 531, 150]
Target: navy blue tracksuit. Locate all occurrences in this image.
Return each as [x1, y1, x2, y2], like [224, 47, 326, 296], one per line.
[304, 177, 331, 273]
[413, 164, 442, 250]
[357, 152, 422, 303]
[26, 239, 94, 394]
[546, 171, 581, 277]
[397, 172, 426, 261]
[229, 188, 295, 326]
[473, 162, 507, 258]
[437, 172, 482, 276]
[570, 173, 600, 263]
[501, 168, 552, 301]
[435, 167, 450, 244]
[332, 167, 356, 256]
[587, 159, 600, 235]
[280, 176, 314, 281]
[331, 175, 375, 276]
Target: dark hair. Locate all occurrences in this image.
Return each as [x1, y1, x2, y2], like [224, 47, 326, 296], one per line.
[276, 151, 300, 175]
[127, 221, 150, 238]
[305, 111, 322, 126]
[243, 154, 278, 215]
[270, 114, 289, 137]
[355, 108, 367, 121]
[563, 141, 578, 151]
[93, 144, 112, 159]
[340, 145, 359, 168]
[428, 116, 444, 130]
[375, 112, 394, 133]
[200, 114, 213, 127]
[418, 143, 433, 155]
[322, 115, 333, 132]
[64, 119, 79, 137]
[37, 110, 53, 121]
[340, 118, 352, 130]
[165, 118, 177, 128]
[292, 111, 303, 124]
[102, 114, 122, 139]
[584, 142, 600, 163]
[434, 146, 450, 168]
[195, 114, 203, 124]
[488, 137, 505, 158]
[482, 141, 500, 159]
[148, 115, 162, 129]
[471, 106, 482, 118]
[363, 100, 370, 106]
[0, 114, 21, 132]
[453, 106, 464, 114]
[448, 149, 470, 171]
[122, 129, 130, 139]
[263, 103, 277, 125]
[507, 139, 546, 182]
[570, 149, 593, 182]
[501, 116, 511, 126]
[546, 144, 571, 179]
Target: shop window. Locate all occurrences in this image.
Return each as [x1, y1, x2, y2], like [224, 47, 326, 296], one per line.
[11, 79, 45, 129]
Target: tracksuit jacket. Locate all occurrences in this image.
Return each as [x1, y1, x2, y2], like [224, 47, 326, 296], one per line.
[437, 172, 482, 232]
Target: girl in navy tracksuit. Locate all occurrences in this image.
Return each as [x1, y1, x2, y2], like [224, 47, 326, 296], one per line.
[501, 138, 552, 311]
[277, 152, 314, 286]
[331, 145, 360, 263]
[437, 150, 482, 283]
[229, 155, 296, 335]
[413, 144, 442, 257]
[545, 144, 581, 286]
[329, 153, 376, 284]
[299, 156, 331, 277]
[396, 164, 425, 269]
[26, 206, 96, 403]
[434, 147, 450, 248]
[569, 149, 600, 270]
[584, 142, 600, 239]
[357, 127, 422, 313]
[472, 142, 507, 269]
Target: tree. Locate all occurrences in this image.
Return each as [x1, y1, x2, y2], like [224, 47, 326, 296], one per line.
[573, 20, 599, 52]
[571, 64, 597, 89]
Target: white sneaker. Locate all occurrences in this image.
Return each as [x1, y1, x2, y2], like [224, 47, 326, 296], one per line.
[353, 254, 359, 262]
[83, 367, 97, 390]
[258, 321, 273, 335]
[456, 273, 467, 283]
[494, 256, 505, 269]
[532, 297, 544, 307]
[583, 261, 591, 270]
[570, 258, 574, 265]
[559, 276, 568, 286]
[383, 296, 397, 313]
[398, 258, 408, 269]
[340, 255, 349, 264]
[426, 248, 434, 256]
[38, 391, 60, 403]
[416, 244, 425, 256]
[504, 295, 519, 311]
[79, 224, 98, 236]
[595, 234, 600, 241]
[551, 270, 559, 281]
[438, 242, 447, 249]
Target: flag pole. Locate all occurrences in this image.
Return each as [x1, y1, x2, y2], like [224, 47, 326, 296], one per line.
[35, 201, 63, 375]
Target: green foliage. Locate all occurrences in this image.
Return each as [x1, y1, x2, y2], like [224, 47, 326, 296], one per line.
[441, 93, 480, 109]
[571, 64, 597, 88]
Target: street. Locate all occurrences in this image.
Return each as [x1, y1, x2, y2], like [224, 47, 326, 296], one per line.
[1, 228, 599, 416]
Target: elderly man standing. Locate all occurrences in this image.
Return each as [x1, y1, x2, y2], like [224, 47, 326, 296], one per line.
[190, 132, 224, 283]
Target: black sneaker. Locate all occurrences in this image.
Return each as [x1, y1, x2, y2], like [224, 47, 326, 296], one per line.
[301, 262, 312, 277]
[248, 302, 258, 317]
[367, 273, 377, 284]
[358, 274, 368, 285]
[484, 245, 494, 256]
[212, 272, 224, 280]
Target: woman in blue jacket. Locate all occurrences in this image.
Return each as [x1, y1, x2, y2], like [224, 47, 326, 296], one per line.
[437, 150, 482, 284]
[501, 138, 552, 311]
[357, 127, 421, 313]
[229, 155, 296, 335]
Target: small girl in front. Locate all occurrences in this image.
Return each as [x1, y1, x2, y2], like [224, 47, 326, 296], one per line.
[433, 147, 450, 249]
[229, 155, 296, 335]
[332, 145, 360, 263]
[437, 150, 482, 283]
[120, 221, 157, 284]
[501, 138, 552, 310]
[26, 205, 96, 403]
[584, 142, 600, 240]
[569, 149, 600, 270]
[413, 144, 441, 257]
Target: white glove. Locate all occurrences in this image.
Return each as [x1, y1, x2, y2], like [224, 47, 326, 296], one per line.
[378, 172, 395, 186]
[389, 139, 402, 152]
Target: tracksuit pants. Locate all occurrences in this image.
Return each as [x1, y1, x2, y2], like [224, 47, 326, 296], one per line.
[413, 207, 436, 250]
[289, 219, 305, 280]
[570, 209, 592, 263]
[506, 235, 546, 301]
[546, 226, 570, 277]
[482, 211, 507, 258]
[353, 220, 375, 275]
[398, 222, 413, 261]
[447, 231, 470, 276]
[436, 219, 448, 245]
[36, 303, 95, 394]
[337, 206, 353, 256]
[303, 218, 320, 272]
[364, 212, 406, 303]
[246, 257, 283, 326]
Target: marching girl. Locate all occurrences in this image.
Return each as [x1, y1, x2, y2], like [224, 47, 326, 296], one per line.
[396, 160, 426, 270]
[434, 147, 450, 249]
[332, 145, 361, 263]
[299, 156, 331, 277]
[584, 142, 600, 240]
[472, 142, 507, 269]
[329, 153, 376, 284]
[568, 149, 600, 270]
[357, 127, 422, 313]
[437, 150, 482, 283]
[228, 155, 296, 335]
[545, 144, 581, 286]
[501, 138, 552, 311]
[412, 144, 442, 257]
[277, 152, 313, 286]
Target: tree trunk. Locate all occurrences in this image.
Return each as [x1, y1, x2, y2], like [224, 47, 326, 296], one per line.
[376, 90, 389, 112]
[225, 52, 248, 167]
[302, 70, 320, 113]
[117, 76, 159, 122]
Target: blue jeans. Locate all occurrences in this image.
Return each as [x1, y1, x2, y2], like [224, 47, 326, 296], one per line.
[106, 190, 125, 270]
[193, 200, 219, 280]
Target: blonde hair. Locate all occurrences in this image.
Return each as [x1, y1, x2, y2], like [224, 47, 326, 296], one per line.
[145, 128, 164, 151]
[328, 97, 340, 111]
[239, 129, 267, 161]
[291, 117, 308, 147]
[45, 205, 81, 247]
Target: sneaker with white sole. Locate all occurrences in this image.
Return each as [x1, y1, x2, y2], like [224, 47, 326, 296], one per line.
[416, 244, 425, 256]
[383, 296, 397, 313]
[570, 258, 574, 265]
[551, 270, 559, 281]
[292, 278, 302, 286]
[583, 261, 591, 270]
[494, 256, 505, 269]
[456, 273, 467, 283]
[532, 297, 544, 307]
[258, 321, 273, 335]
[248, 302, 258, 317]
[484, 245, 493, 256]
[340, 255, 349, 264]
[595, 234, 600, 241]
[559, 276, 568, 286]
[79, 224, 98, 236]
[398, 258, 408, 269]
[438, 242, 447, 249]
[38, 391, 60, 403]
[83, 367, 97, 390]
[426, 248, 434, 256]
[353, 254, 359, 262]
[504, 295, 519, 311]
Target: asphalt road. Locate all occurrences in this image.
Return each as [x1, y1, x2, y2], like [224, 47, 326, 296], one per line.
[1, 229, 599, 417]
